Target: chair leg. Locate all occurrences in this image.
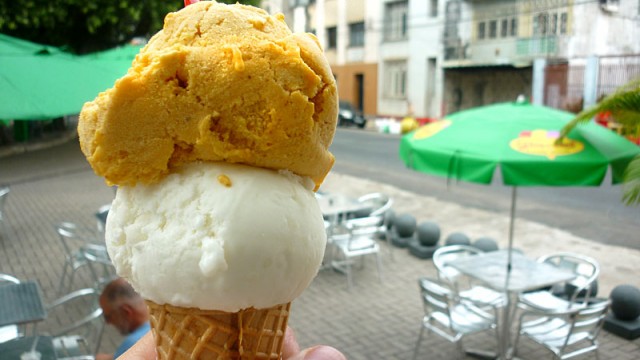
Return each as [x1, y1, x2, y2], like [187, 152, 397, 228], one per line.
[58, 262, 70, 295]
[375, 254, 383, 284]
[412, 323, 426, 360]
[346, 257, 353, 290]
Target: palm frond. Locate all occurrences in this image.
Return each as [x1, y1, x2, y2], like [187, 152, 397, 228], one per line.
[623, 155, 640, 206]
[560, 80, 640, 138]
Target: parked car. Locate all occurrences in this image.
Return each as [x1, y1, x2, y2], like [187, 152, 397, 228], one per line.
[338, 101, 367, 128]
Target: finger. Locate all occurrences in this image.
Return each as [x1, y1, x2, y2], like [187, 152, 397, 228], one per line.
[118, 331, 157, 359]
[288, 345, 347, 360]
[282, 326, 301, 359]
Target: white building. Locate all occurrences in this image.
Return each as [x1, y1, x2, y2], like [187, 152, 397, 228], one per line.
[264, 0, 640, 118]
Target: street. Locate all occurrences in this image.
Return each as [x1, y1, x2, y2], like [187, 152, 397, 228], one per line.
[330, 128, 640, 250]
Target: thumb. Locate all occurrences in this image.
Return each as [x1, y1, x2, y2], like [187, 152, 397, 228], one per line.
[288, 345, 347, 360]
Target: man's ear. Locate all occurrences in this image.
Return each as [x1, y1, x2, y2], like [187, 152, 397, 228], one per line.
[120, 303, 134, 316]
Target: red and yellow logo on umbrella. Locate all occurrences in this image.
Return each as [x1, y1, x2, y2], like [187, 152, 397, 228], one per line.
[510, 130, 584, 159]
[413, 120, 452, 140]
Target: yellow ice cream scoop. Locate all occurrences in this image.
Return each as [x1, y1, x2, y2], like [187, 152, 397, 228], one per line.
[79, 0, 338, 189]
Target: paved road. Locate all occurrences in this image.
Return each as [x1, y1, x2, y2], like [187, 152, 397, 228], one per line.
[330, 128, 640, 250]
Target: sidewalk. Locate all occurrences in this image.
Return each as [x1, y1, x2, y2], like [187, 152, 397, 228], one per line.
[1, 137, 639, 359]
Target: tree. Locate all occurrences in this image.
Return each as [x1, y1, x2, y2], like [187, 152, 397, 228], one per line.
[560, 81, 640, 205]
[0, 0, 261, 54]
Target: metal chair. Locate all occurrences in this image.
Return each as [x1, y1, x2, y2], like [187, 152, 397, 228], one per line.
[354, 192, 393, 218]
[0, 186, 9, 234]
[345, 194, 394, 256]
[432, 245, 506, 309]
[94, 204, 111, 236]
[412, 277, 498, 360]
[56, 222, 114, 294]
[513, 298, 610, 359]
[519, 253, 600, 312]
[45, 288, 105, 359]
[0, 273, 21, 343]
[330, 221, 383, 290]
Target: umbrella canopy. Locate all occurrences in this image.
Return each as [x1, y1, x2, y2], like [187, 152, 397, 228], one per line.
[399, 100, 640, 269]
[0, 35, 139, 121]
[400, 101, 640, 187]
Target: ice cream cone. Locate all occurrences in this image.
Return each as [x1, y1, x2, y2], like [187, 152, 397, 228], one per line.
[146, 300, 291, 360]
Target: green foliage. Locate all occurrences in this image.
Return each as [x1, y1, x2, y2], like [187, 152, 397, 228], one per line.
[623, 155, 640, 205]
[0, 0, 261, 54]
[560, 80, 640, 206]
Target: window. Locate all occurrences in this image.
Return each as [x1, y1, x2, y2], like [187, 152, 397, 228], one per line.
[327, 26, 337, 49]
[501, 19, 508, 37]
[384, 1, 408, 41]
[510, 18, 518, 36]
[349, 22, 365, 47]
[560, 13, 568, 34]
[384, 60, 407, 99]
[550, 14, 558, 35]
[489, 20, 497, 38]
[430, 0, 438, 17]
[534, 13, 549, 36]
[478, 22, 486, 40]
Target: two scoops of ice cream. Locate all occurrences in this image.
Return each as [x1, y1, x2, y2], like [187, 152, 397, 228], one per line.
[78, 1, 338, 358]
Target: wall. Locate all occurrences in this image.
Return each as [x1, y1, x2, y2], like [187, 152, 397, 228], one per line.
[332, 63, 379, 116]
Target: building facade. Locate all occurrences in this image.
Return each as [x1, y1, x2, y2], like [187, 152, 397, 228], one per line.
[265, 0, 640, 119]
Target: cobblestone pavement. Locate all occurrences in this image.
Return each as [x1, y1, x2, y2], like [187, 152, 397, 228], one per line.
[1, 138, 639, 359]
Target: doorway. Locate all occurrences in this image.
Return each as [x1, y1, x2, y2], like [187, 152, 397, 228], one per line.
[355, 73, 364, 112]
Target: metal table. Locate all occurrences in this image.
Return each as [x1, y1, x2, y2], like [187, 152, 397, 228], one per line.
[448, 250, 576, 359]
[316, 193, 371, 221]
[0, 336, 57, 360]
[0, 281, 47, 327]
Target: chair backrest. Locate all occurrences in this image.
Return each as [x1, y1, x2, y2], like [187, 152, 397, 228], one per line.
[561, 299, 610, 351]
[419, 277, 454, 320]
[47, 288, 105, 356]
[538, 252, 600, 303]
[357, 193, 393, 217]
[56, 222, 103, 258]
[433, 245, 483, 283]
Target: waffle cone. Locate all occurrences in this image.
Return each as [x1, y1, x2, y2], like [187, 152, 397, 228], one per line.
[145, 300, 291, 360]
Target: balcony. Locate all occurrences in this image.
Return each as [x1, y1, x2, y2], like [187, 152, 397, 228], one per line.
[443, 36, 563, 68]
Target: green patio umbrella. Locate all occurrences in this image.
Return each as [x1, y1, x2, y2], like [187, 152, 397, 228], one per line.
[0, 35, 139, 121]
[0, 53, 126, 120]
[399, 100, 640, 269]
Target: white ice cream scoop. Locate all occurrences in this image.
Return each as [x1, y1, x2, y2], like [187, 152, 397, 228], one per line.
[105, 161, 327, 312]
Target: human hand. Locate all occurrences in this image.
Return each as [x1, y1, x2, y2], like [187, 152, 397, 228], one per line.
[119, 326, 346, 360]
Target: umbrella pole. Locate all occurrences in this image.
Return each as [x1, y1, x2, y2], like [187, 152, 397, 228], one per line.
[507, 187, 517, 273]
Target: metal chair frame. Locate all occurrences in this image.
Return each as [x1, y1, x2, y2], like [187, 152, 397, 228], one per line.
[56, 222, 113, 294]
[513, 298, 610, 359]
[46, 288, 105, 359]
[519, 252, 600, 312]
[433, 245, 506, 309]
[412, 277, 498, 360]
[330, 222, 383, 290]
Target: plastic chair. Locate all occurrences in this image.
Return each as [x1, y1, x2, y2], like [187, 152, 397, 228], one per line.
[519, 253, 600, 312]
[330, 222, 383, 290]
[56, 222, 114, 294]
[513, 298, 610, 359]
[0, 273, 21, 343]
[432, 245, 506, 309]
[412, 277, 498, 360]
[44, 288, 105, 359]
